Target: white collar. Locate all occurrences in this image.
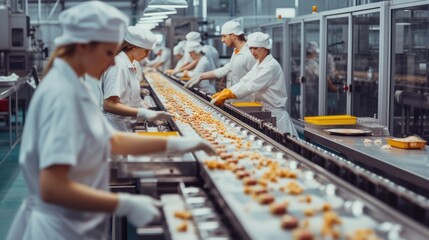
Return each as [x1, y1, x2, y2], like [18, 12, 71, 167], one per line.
[118, 51, 135, 69]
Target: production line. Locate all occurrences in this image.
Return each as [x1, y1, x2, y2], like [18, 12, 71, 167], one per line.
[106, 70, 429, 239]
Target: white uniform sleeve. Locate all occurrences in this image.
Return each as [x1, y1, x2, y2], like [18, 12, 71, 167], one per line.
[245, 54, 257, 72]
[39, 100, 81, 169]
[159, 51, 169, 64]
[102, 65, 128, 100]
[229, 64, 273, 99]
[213, 62, 231, 78]
[188, 58, 209, 78]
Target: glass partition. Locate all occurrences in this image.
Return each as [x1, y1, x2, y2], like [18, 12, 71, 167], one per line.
[303, 21, 320, 117]
[289, 23, 302, 119]
[391, 5, 429, 140]
[272, 26, 284, 67]
[352, 12, 380, 118]
[326, 17, 349, 115]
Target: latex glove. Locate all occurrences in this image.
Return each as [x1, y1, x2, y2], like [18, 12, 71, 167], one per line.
[115, 193, 162, 228]
[175, 72, 184, 78]
[166, 137, 216, 156]
[210, 89, 237, 106]
[137, 108, 173, 121]
[184, 75, 201, 88]
[165, 69, 174, 75]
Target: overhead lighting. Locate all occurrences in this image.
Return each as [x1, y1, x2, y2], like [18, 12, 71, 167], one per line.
[143, 7, 177, 16]
[140, 15, 168, 20]
[138, 19, 164, 23]
[148, 0, 188, 9]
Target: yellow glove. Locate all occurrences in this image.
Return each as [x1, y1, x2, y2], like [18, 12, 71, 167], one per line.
[210, 89, 236, 106]
[211, 89, 228, 99]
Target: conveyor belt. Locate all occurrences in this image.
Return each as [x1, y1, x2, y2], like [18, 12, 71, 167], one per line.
[143, 72, 429, 239]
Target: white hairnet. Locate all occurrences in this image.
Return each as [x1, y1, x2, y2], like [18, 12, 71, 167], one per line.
[185, 41, 202, 53]
[54, 1, 129, 47]
[177, 40, 187, 48]
[247, 32, 272, 49]
[186, 32, 202, 42]
[125, 26, 157, 50]
[306, 41, 319, 53]
[173, 45, 184, 55]
[221, 21, 244, 35]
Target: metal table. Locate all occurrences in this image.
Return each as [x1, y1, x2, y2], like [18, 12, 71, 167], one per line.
[0, 78, 27, 162]
[304, 124, 429, 197]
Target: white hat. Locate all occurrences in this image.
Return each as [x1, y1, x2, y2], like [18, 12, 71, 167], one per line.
[186, 41, 202, 53]
[173, 45, 184, 55]
[54, 1, 128, 47]
[221, 21, 244, 35]
[125, 26, 157, 50]
[247, 32, 272, 49]
[186, 32, 202, 42]
[152, 45, 162, 54]
[306, 41, 319, 53]
[177, 40, 187, 48]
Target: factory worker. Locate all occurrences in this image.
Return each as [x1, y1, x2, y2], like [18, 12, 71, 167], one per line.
[211, 32, 298, 137]
[180, 41, 216, 93]
[185, 20, 256, 101]
[166, 41, 186, 75]
[186, 31, 219, 70]
[145, 45, 171, 71]
[7, 2, 216, 240]
[102, 26, 172, 132]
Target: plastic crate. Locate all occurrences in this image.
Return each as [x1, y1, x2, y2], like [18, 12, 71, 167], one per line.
[387, 136, 426, 149]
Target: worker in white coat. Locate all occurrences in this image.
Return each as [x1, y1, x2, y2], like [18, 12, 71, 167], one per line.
[102, 26, 171, 132]
[178, 41, 216, 93]
[185, 31, 219, 70]
[184, 21, 256, 101]
[211, 32, 298, 137]
[166, 41, 186, 75]
[6, 2, 216, 240]
[145, 45, 171, 71]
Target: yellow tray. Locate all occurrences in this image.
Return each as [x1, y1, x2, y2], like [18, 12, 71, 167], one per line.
[304, 115, 357, 125]
[387, 136, 426, 149]
[135, 131, 180, 137]
[231, 102, 263, 107]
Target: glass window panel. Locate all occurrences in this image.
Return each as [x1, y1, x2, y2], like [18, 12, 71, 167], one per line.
[352, 12, 380, 118]
[356, 0, 383, 5]
[303, 21, 320, 117]
[290, 23, 301, 119]
[391, 6, 429, 141]
[272, 26, 284, 67]
[326, 17, 349, 115]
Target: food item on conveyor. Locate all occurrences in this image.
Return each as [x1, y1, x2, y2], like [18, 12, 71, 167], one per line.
[257, 193, 275, 204]
[292, 228, 314, 240]
[176, 221, 188, 232]
[270, 201, 289, 215]
[373, 139, 383, 144]
[381, 144, 392, 150]
[299, 195, 312, 204]
[243, 177, 257, 186]
[281, 181, 304, 195]
[321, 211, 342, 239]
[277, 169, 298, 179]
[231, 165, 245, 173]
[203, 160, 226, 170]
[346, 229, 382, 240]
[321, 203, 332, 212]
[219, 152, 233, 160]
[236, 170, 250, 179]
[174, 210, 192, 220]
[258, 178, 268, 187]
[363, 138, 372, 144]
[281, 214, 299, 230]
[225, 157, 239, 165]
[303, 209, 315, 217]
[250, 186, 268, 196]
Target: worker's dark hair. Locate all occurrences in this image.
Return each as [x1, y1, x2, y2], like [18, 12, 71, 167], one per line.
[237, 34, 246, 42]
[118, 40, 136, 54]
[43, 42, 99, 77]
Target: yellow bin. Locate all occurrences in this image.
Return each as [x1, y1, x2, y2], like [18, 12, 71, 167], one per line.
[135, 131, 180, 137]
[387, 136, 426, 149]
[304, 115, 357, 125]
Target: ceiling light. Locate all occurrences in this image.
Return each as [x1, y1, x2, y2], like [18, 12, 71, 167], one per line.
[143, 7, 177, 16]
[140, 15, 168, 21]
[139, 19, 164, 23]
[148, 0, 188, 9]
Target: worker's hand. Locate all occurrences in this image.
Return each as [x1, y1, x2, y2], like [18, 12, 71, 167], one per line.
[165, 69, 174, 75]
[166, 137, 216, 156]
[184, 75, 202, 88]
[175, 72, 184, 78]
[115, 193, 162, 227]
[183, 70, 189, 78]
[210, 89, 237, 106]
[137, 108, 173, 121]
[172, 70, 181, 76]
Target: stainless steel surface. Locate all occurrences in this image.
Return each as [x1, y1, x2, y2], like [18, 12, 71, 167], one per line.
[145, 72, 429, 239]
[304, 124, 429, 194]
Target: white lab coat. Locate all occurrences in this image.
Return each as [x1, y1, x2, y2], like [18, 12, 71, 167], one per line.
[7, 58, 116, 240]
[229, 54, 298, 137]
[187, 55, 216, 93]
[173, 57, 186, 72]
[202, 45, 220, 69]
[146, 47, 171, 71]
[213, 44, 256, 101]
[101, 51, 141, 132]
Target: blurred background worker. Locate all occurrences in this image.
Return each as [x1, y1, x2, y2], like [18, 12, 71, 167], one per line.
[184, 21, 256, 101]
[211, 32, 298, 137]
[144, 45, 171, 71]
[6, 2, 216, 240]
[101, 26, 171, 132]
[166, 40, 186, 75]
[304, 41, 319, 116]
[178, 41, 216, 93]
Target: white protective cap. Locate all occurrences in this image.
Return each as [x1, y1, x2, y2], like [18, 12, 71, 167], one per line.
[186, 32, 202, 43]
[306, 41, 319, 53]
[173, 45, 184, 55]
[247, 32, 272, 49]
[54, 1, 129, 47]
[125, 26, 157, 50]
[186, 41, 202, 53]
[152, 45, 162, 54]
[221, 21, 244, 35]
